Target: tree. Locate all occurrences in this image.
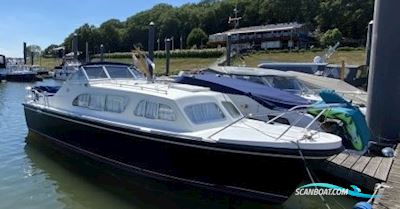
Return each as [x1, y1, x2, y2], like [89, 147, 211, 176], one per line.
[320, 28, 343, 47]
[187, 28, 207, 48]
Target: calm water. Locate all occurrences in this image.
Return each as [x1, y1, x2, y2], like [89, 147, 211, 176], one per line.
[0, 80, 357, 209]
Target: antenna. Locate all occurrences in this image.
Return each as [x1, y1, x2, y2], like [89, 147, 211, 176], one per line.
[228, 2, 242, 29]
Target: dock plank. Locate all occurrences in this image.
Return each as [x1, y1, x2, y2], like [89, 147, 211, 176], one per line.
[327, 154, 337, 162]
[330, 152, 349, 165]
[341, 154, 361, 168]
[375, 157, 394, 181]
[363, 157, 383, 177]
[352, 156, 371, 173]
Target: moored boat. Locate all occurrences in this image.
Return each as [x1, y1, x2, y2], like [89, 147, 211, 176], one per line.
[24, 62, 343, 203]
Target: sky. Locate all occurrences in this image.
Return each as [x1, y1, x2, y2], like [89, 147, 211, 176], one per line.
[0, 0, 198, 57]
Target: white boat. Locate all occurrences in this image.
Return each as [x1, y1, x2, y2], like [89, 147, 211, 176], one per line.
[24, 62, 343, 203]
[198, 66, 321, 102]
[53, 60, 81, 80]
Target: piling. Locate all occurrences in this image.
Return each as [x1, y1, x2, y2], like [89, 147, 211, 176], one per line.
[148, 22, 155, 62]
[365, 21, 373, 66]
[23, 42, 27, 65]
[100, 44, 104, 62]
[165, 38, 171, 76]
[148, 22, 155, 80]
[85, 42, 89, 63]
[73, 33, 78, 60]
[366, 0, 400, 143]
[171, 37, 174, 51]
[340, 60, 346, 80]
[226, 34, 232, 66]
[30, 53, 34, 66]
[180, 36, 183, 50]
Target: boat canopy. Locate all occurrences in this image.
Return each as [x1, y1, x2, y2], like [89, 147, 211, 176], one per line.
[175, 74, 311, 109]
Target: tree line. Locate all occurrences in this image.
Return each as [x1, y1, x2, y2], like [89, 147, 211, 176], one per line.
[44, 0, 374, 56]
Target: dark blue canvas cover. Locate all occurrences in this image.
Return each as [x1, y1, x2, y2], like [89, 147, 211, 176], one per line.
[175, 74, 311, 109]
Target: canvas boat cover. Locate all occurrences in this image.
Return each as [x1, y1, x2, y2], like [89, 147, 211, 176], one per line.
[175, 74, 311, 109]
[288, 71, 368, 105]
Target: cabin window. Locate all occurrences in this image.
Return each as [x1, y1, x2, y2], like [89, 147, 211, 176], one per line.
[105, 95, 128, 113]
[88, 95, 106, 111]
[84, 66, 108, 79]
[134, 100, 176, 121]
[129, 67, 144, 78]
[69, 69, 87, 82]
[106, 66, 135, 79]
[222, 102, 241, 118]
[184, 103, 225, 124]
[73, 94, 90, 107]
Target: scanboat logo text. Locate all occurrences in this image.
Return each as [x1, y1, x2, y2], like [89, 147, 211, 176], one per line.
[295, 183, 382, 199]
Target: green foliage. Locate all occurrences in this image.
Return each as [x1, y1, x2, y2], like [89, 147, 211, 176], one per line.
[320, 28, 343, 47]
[186, 28, 207, 48]
[52, 0, 374, 55]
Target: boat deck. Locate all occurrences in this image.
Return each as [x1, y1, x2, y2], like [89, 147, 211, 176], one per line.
[319, 149, 395, 191]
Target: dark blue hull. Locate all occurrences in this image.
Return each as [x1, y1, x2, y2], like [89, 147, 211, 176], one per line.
[23, 104, 340, 203]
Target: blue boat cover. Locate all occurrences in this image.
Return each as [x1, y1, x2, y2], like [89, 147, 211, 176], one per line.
[33, 86, 61, 94]
[175, 74, 311, 109]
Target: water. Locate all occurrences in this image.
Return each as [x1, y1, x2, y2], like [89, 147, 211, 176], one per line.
[0, 80, 358, 209]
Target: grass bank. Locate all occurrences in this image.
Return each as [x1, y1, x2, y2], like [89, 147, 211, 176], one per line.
[234, 50, 366, 67]
[38, 49, 365, 75]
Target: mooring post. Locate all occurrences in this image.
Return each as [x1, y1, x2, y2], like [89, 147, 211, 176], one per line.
[23, 42, 27, 65]
[180, 35, 183, 50]
[73, 33, 78, 60]
[365, 21, 374, 66]
[100, 44, 104, 62]
[85, 42, 89, 63]
[226, 34, 232, 66]
[340, 60, 346, 80]
[148, 22, 155, 81]
[367, 0, 400, 143]
[171, 36, 174, 51]
[165, 38, 171, 76]
[30, 53, 34, 66]
[148, 22, 155, 62]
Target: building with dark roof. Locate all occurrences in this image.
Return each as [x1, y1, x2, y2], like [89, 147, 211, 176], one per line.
[208, 22, 313, 50]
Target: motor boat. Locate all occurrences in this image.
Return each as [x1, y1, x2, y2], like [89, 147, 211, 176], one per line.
[29, 65, 51, 78]
[53, 60, 81, 80]
[0, 55, 6, 81]
[24, 62, 343, 204]
[196, 66, 321, 102]
[0, 56, 42, 82]
[175, 70, 370, 152]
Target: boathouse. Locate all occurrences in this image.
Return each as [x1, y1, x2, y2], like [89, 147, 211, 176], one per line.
[208, 22, 313, 50]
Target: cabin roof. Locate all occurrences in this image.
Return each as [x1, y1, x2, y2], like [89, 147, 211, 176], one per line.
[90, 81, 218, 101]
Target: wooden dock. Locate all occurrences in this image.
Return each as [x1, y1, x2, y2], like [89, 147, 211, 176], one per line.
[373, 145, 400, 209]
[319, 149, 395, 191]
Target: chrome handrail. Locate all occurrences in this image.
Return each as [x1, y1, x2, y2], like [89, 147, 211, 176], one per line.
[89, 80, 169, 95]
[208, 103, 346, 141]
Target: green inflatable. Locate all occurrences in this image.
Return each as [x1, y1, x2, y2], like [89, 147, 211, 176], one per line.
[308, 90, 370, 151]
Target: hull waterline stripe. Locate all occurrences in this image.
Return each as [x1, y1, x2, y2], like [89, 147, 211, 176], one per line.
[24, 105, 331, 160]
